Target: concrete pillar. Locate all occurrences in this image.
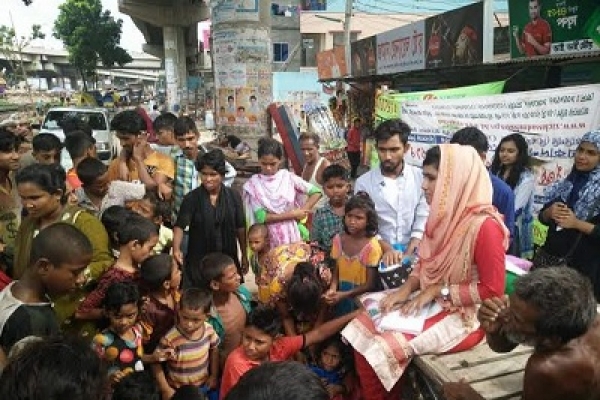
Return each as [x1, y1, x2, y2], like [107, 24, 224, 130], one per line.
[212, 0, 272, 141]
[163, 26, 188, 113]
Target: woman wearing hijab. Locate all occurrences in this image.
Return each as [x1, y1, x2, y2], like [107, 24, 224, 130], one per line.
[536, 130, 600, 299]
[341, 144, 509, 400]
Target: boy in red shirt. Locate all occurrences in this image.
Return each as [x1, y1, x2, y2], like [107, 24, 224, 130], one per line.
[220, 305, 358, 399]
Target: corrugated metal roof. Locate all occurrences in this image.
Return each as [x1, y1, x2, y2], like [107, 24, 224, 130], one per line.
[494, 51, 600, 65]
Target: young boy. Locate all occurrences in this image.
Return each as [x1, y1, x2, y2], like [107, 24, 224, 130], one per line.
[153, 288, 220, 400]
[127, 191, 173, 253]
[63, 130, 97, 191]
[198, 253, 252, 366]
[31, 133, 62, 166]
[247, 224, 270, 285]
[75, 157, 145, 217]
[0, 223, 92, 369]
[219, 305, 359, 399]
[139, 253, 181, 353]
[310, 164, 350, 253]
[151, 112, 179, 158]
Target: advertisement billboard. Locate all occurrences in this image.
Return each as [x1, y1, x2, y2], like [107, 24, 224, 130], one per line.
[509, 0, 600, 58]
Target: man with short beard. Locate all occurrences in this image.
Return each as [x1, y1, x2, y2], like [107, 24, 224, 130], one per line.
[444, 267, 600, 400]
[354, 119, 428, 259]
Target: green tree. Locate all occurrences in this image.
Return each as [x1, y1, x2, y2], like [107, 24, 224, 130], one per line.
[53, 0, 132, 91]
[0, 23, 45, 100]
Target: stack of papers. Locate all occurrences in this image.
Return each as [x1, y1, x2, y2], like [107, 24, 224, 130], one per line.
[360, 292, 443, 335]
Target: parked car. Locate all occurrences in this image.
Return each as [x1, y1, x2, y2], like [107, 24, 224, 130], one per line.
[39, 106, 114, 170]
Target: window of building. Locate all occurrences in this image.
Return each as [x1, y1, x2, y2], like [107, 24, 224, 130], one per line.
[273, 42, 289, 62]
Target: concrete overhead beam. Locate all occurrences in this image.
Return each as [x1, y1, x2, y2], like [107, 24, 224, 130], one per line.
[118, 0, 208, 27]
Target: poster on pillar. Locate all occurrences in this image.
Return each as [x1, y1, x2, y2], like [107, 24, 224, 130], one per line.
[508, 0, 600, 59]
[424, 1, 483, 69]
[212, 0, 260, 24]
[213, 27, 271, 129]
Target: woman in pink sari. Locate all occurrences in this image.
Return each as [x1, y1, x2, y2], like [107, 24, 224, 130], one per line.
[342, 144, 509, 400]
[243, 138, 322, 247]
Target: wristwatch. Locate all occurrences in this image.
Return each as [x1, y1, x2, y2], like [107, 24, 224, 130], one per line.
[440, 283, 450, 300]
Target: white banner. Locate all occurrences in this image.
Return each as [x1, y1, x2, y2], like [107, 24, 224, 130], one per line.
[376, 20, 425, 75]
[401, 84, 600, 210]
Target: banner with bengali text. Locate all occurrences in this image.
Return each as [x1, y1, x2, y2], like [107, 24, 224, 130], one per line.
[376, 20, 425, 75]
[400, 84, 600, 211]
[375, 81, 506, 122]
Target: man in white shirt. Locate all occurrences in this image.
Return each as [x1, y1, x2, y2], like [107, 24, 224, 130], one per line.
[355, 119, 429, 258]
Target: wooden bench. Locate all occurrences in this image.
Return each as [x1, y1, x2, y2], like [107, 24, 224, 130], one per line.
[413, 342, 533, 399]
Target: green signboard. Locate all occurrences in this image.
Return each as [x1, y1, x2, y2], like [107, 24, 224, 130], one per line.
[375, 80, 506, 122]
[509, 0, 600, 59]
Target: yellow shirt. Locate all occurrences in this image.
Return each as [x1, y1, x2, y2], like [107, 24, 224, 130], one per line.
[108, 151, 175, 182]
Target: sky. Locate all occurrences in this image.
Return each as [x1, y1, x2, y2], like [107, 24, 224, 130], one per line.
[1, 0, 145, 52]
[1, 0, 509, 54]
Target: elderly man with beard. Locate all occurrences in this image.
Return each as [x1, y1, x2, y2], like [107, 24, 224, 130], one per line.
[444, 267, 600, 400]
[354, 119, 429, 263]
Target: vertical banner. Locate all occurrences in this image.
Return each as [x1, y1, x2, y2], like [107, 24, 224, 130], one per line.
[399, 84, 600, 211]
[376, 20, 425, 75]
[509, 0, 600, 58]
[425, 1, 484, 68]
[350, 36, 377, 77]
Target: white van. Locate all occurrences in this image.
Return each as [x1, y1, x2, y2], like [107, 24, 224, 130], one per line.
[40, 107, 114, 170]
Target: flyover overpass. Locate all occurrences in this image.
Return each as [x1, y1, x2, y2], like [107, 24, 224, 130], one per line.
[0, 46, 163, 86]
[118, 0, 209, 108]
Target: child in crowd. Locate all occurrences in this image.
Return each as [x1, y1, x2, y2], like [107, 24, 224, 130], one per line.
[172, 385, 207, 400]
[152, 112, 179, 158]
[191, 252, 252, 366]
[139, 253, 181, 353]
[93, 282, 171, 384]
[0, 223, 91, 368]
[75, 157, 145, 217]
[102, 206, 137, 258]
[309, 336, 354, 400]
[76, 213, 159, 321]
[31, 133, 62, 165]
[153, 288, 220, 400]
[324, 193, 382, 316]
[128, 191, 173, 253]
[243, 137, 322, 248]
[63, 130, 96, 191]
[311, 164, 350, 253]
[247, 224, 270, 284]
[112, 371, 161, 400]
[219, 305, 359, 399]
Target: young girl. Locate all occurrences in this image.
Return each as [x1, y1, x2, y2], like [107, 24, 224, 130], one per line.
[102, 206, 137, 258]
[243, 137, 322, 248]
[139, 253, 181, 353]
[490, 133, 535, 258]
[76, 213, 159, 321]
[309, 336, 354, 400]
[324, 193, 382, 316]
[93, 282, 171, 384]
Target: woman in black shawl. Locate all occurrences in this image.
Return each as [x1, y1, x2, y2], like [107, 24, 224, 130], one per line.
[173, 149, 248, 285]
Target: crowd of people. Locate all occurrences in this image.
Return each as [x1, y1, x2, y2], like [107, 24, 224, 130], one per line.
[0, 111, 599, 400]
